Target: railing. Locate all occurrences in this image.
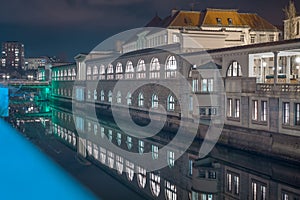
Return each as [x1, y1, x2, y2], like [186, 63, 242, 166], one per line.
[257, 84, 300, 93]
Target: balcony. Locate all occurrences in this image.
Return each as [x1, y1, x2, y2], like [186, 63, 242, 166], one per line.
[256, 84, 300, 93]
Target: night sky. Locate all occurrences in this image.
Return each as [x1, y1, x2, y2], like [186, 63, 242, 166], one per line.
[1, 0, 299, 61]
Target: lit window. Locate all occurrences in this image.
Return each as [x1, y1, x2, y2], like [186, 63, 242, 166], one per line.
[116, 62, 123, 79]
[167, 150, 175, 167]
[127, 92, 132, 105]
[165, 56, 177, 78]
[295, 103, 300, 126]
[117, 133, 122, 146]
[116, 91, 122, 104]
[93, 90, 97, 100]
[235, 99, 240, 118]
[252, 100, 258, 120]
[152, 145, 159, 159]
[261, 101, 267, 122]
[150, 58, 160, 79]
[227, 171, 239, 196]
[137, 166, 146, 188]
[138, 93, 144, 107]
[99, 65, 105, 80]
[126, 136, 132, 150]
[108, 129, 113, 142]
[192, 79, 198, 92]
[107, 151, 114, 168]
[150, 172, 160, 197]
[138, 140, 144, 154]
[100, 90, 105, 101]
[100, 147, 106, 164]
[201, 78, 213, 92]
[136, 59, 146, 79]
[152, 94, 159, 109]
[227, 61, 242, 77]
[227, 98, 232, 117]
[283, 102, 290, 124]
[100, 127, 105, 138]
[116, 155, 123, 175]
[126, 160, 134, 181]
[107, 64, 114, 79]
[108, 90, 112, 103]
[168, 95, 175, 111]
[125, 61, 134, 79]
[165, 180, 177, 200]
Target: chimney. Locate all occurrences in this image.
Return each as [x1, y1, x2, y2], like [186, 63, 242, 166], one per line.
[171, 9, 178, 17]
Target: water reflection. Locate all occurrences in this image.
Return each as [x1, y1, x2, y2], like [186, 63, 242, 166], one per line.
[7, 100, 300, 200]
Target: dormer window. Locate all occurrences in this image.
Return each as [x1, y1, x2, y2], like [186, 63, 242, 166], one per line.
[216, 18, 222, 25]
[228, 18, 233, 25]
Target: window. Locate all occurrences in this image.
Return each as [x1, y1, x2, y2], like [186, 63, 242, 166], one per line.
[150, 173, 160, 197]
[150, 57, 160, 79]
[138, 140, 144, 154]
[138, 93, 144, 107]
[250, 34, 256, 43]
[192, 79, 198, 92]
[137, 166, 146, 188]
[108, 129, 113, 142]
[252, 100, 258, 120]
[261, 101, 267, 122]
[125, 61, 134, 79]
[152, 94, 159, 109]
[107, 150, 114, 168]
[165, 180, 177, 200]
[93, 66, 98, 80]
[227, 61, 242, 77]
[100, 127, 105, 138]
[127, 92, 132, 105]
[100, 90, 105, 101]
[152, 145, 158, 159]
[100, 147, 106, 164]
[108, 90, 112, 103]
[226, 171, 240, 196]
[126, 160, 134, 181]
[283, 102, 290, 124]
[116, 91, 122, 104]
[216, 18, 222, 25]
[93, 90, 97, 100]
[126, 136, 132, 150]
[117, 133, 122, 146]
[295, 103, 300, 126]
[269, 34, 275, 42]
[168, 95, 175, 111]
[227, 98, 232, 117]
[167, 150, 175, 167]
[228, 18, 233, 25]
[201, 78, 213, 92]
[115, 62, 123, 79]
[136, 59, 146, 79]
[252, 180, 267, 200]
[165, 56, 177, 78]
[107, 64, 114, 80]
[235, 99, 240, 118]
[116, 155, 124, 174]
[99, 65, 105, 80]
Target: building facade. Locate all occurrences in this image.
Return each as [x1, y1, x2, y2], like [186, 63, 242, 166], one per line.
[1, 41, 25, 69]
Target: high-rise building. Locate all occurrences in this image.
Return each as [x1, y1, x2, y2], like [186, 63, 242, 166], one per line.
[1, 41, 25, 69]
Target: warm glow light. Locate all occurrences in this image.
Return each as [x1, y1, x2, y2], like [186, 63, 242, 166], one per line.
[262, 61, 267, 67]
[295, 57, 300, 63]
[296, 66, 300, 70]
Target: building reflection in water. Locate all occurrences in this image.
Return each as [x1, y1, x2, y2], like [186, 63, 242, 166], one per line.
[43, 104, 299, 200]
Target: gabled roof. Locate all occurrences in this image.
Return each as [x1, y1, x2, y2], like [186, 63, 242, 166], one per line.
[201, 8, 244, 27]
[168, 11, 202, 28]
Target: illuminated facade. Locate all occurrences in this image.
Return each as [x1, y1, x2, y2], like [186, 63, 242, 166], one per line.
[1, 41, 25, 69]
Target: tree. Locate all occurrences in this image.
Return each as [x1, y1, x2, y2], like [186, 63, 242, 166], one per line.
[284, 0, 297, 39]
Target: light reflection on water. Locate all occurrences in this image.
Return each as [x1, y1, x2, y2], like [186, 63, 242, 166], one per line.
[7, 99, 300, 200]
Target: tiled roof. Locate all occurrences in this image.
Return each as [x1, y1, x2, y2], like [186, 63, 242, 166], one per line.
[146, 8, 279, 31]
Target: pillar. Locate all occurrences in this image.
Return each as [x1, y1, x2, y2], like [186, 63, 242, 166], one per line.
[274, 52, 278, 85]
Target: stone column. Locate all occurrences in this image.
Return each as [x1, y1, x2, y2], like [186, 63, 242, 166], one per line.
[274, 52, 278, 85]
[286, 56, 291, 83]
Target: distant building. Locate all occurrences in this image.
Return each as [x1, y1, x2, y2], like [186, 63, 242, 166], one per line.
[284, 15, 300, 40]
[25, 57, 50, 70]
[1, 41, 25, 69]
[123, 8, 281, 53]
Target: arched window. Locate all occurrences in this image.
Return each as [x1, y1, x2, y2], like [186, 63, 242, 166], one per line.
[152, 94, 158, 108]
[227, 61, 242, 77]
[167, 95, 175, 111]
[68, 69, 71, 80]
[138, 140, 144, 154]
[126, 136, 132, 150]
[126, 160, 134, 181]
[165, 180, 177, 200]
[116, 91, 122, 104]
[107, 64, 114, 79]
[150, 57, 160, 79]
[100, 90, 105, 101]
[138, 93, 144, 107]
[115, 62, 123, 79]
[125, 61, 134, 79]
[93, 66, 98, 80]
[87, 66, 92, 80]
[93, 89, 97, 100]
[108, 90, 112, 103]
[127, 92, 132, 105]
[137, 59, 146, 79]
[99, 65, 105, 80]
[150, 172, 160, 197]
[137, 166, 146, 188]
[116, 155, 123, 175]
[165, 56, 177, 78]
